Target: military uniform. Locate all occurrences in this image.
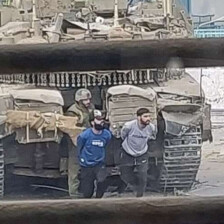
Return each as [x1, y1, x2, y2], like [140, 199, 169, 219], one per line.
[66, 103, 93, 128]
[66, 102, 94, 197]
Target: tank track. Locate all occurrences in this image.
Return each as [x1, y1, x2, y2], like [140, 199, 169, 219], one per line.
[159, 126, 202, 192]
[0, 140, 4, 198]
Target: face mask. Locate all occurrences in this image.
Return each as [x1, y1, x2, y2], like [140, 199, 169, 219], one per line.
[94, 122, 104, 131]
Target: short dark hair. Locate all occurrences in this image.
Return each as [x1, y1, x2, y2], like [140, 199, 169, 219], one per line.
[137, 108, 150, 117]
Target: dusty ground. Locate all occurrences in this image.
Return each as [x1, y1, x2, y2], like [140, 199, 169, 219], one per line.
[189, 128, 224, 197]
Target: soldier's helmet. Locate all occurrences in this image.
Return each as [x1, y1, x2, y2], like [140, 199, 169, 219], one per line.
[75, 88, 92, 102]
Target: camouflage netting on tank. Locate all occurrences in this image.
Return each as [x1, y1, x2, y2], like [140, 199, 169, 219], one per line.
[5, 110, 84, 145]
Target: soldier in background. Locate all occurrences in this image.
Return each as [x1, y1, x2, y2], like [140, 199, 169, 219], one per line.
[66, 88, 94, 127]
[60, 88, 94, 198]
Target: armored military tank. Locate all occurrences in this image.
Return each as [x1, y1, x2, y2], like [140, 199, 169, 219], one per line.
[52, 0, 213, 192]
[0, 0, 212, 195]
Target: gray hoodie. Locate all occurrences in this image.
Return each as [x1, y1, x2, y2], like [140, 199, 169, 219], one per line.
[121, 120, 157, 157]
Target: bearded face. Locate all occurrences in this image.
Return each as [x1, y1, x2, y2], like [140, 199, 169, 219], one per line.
[139, 113, 151, 126]
[92, 118, 105, 131]
[80, 98, 91, 108]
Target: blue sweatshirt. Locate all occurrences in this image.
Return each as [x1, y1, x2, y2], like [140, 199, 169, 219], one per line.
[77, 128, 112, 167]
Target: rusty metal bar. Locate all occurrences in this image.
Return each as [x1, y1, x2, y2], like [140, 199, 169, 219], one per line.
[0, 38, 223, 74]
[0, 197, 224, 224]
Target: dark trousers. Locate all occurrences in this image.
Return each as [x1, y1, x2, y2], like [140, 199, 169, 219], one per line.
[96, 175, 127, 198]
[120, 149, 148, 197]
[79, 165, 106, 198]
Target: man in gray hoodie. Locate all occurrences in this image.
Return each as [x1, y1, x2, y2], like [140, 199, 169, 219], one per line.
[120, 108, 157, 197]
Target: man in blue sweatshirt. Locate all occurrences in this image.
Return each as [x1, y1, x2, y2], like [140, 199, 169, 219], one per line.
[77, 110, 112, 198]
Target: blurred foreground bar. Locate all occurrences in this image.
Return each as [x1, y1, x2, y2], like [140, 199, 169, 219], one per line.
[0, 38, 224, 74]
[0, 197, 224, 224]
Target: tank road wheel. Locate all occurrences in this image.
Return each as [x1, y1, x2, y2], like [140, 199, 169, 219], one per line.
[0, 140, 4, 198]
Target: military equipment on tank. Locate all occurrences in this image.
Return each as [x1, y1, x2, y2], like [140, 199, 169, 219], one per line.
[0, 0, 212, 196]
[0, 86, 83, 197]
[63, 0, 193, 41]
[0, 0, 68, 44]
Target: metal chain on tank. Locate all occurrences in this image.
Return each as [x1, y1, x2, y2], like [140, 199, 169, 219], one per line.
[0, 70, 170, 87]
